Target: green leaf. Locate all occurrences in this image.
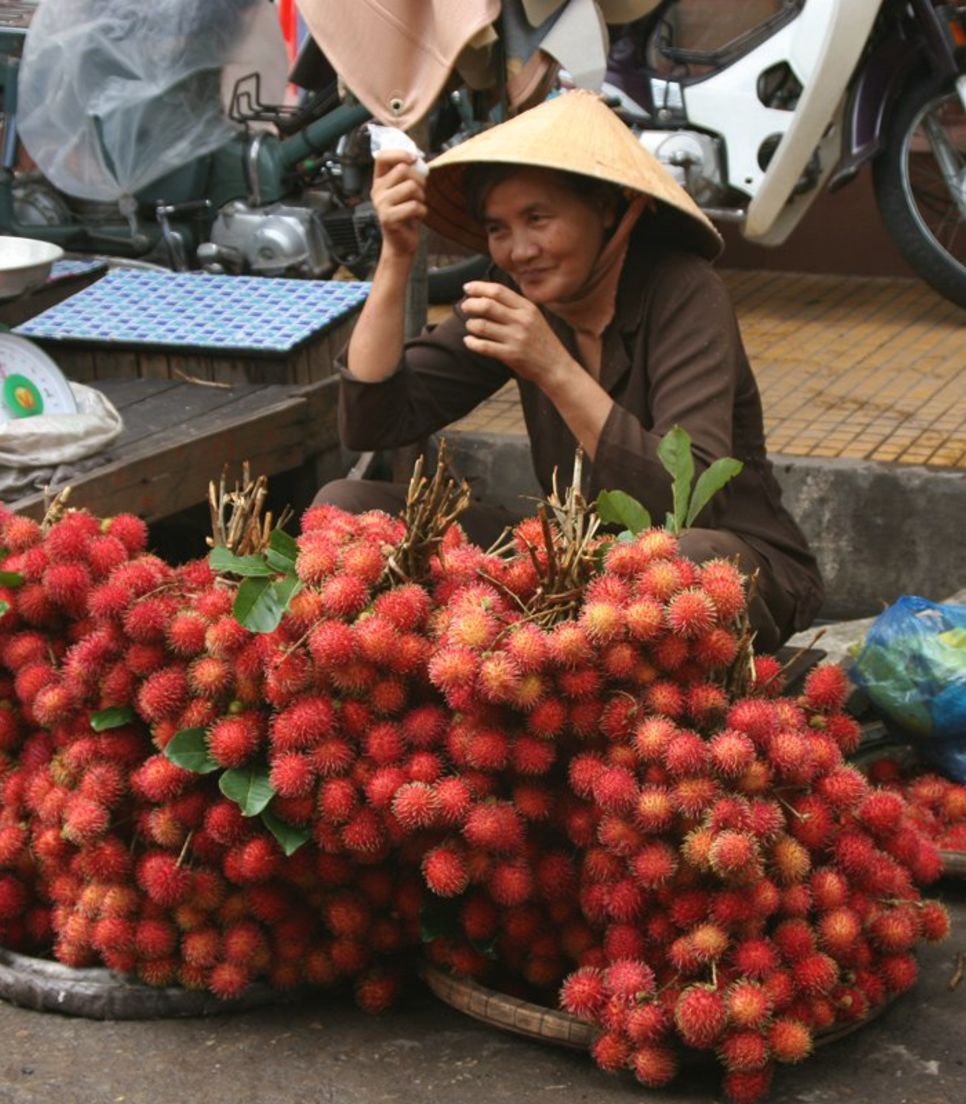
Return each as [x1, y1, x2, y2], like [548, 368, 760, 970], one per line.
[419, 896, 463, 943]
[685, 458, 744, 528]
[265, 529, 299, 574]
[595, 489, 652, 535]
[209, 546, 274, 577]
[219, 766, 276, 816]
[233, 575, 303, 634]
[0, 599, 9, 619]
[0, 570, 24, 587]
[261, 807, 311, 856]
[90, 706, 136, 731]
[163, 727, 219, 774]
[657, 426, 694, 534]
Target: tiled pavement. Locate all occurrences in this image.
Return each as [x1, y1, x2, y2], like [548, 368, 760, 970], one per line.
[441, 271, 966, 469]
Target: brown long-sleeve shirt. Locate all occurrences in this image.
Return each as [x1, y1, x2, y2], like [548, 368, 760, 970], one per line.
[338, 240, 824, 631]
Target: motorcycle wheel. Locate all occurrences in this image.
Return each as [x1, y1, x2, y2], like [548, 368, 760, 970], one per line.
[873, 73, 966, 308]
[428, 254, 489, 304]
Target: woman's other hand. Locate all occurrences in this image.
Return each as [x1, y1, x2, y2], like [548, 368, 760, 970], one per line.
[371, 150, 428, 261]
[461, 281, 574, 385]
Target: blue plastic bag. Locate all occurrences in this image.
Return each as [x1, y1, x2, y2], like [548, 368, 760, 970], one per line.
[851, 595, 966, 782]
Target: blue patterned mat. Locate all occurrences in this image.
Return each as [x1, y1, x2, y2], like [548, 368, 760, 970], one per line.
[17, 269, 370, 354]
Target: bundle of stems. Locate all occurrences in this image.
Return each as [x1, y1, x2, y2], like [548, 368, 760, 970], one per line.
[208, 462, 291, 556]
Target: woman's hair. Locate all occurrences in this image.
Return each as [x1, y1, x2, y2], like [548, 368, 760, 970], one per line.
[464, 163, 628, 224]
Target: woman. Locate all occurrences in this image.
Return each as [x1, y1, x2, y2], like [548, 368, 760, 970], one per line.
[320, 91, 823, 651]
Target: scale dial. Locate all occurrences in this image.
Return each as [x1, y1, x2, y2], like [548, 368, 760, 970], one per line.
[0, 333, 76, 422]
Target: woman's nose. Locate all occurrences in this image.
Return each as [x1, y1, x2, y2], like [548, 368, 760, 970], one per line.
[509, 232, 539, 264]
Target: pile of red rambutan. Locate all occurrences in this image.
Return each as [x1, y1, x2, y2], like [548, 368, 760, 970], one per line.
[0, 497, 954, 1102]
[864, 755, 966, 853]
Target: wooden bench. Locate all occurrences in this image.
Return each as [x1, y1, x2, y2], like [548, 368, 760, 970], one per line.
[8, 375, 342, 523]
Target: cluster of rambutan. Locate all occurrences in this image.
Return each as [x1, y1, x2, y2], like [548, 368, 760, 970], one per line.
[0, 499, 955, 1103]
[410, 523, 951, 1104]
[0, 503, 428, 1009]
[865, 756, 966, 853]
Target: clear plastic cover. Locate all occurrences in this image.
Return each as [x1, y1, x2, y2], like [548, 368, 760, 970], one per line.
[16, 0, 287, 202]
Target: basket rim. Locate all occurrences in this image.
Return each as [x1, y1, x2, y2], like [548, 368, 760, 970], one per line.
[419, 962, 898, 1051]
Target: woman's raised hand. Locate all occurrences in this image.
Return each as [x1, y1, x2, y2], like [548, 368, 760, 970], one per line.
[371, 150, 428, 261]
[461, 281, 575, 386]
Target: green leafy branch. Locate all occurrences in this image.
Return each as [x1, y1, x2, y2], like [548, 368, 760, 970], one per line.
[162, 726, 309, 856]
[209, 528, 303, 634]
[596, 425, 743, 536]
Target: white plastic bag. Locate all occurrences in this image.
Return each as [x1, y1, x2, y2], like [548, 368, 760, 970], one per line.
[17, 0, 287, 202]
[0, 383, 123, 499]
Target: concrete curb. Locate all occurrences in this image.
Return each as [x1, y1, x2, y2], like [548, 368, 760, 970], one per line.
[439, 431, 965, 621]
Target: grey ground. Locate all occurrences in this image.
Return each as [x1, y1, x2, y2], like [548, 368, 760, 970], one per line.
[0, 881, 963, 1104]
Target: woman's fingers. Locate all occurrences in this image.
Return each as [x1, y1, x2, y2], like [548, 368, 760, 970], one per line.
[463, 281, 525, 308]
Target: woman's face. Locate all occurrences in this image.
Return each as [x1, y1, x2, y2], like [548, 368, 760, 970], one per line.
[481, 168, 616, 303]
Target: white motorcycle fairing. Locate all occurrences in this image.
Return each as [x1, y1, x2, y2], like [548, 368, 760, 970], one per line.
[683, 0, 886, 244]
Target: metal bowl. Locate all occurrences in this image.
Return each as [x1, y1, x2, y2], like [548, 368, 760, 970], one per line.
[0, 236, 64, 301]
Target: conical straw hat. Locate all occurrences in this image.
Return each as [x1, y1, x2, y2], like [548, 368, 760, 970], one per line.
[425, 89, 722, 259]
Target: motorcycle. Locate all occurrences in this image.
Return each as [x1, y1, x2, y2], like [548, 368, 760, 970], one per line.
[2, 1, 964, 308]
[602, 0, 966, 307]
[0, 0, 485, 295]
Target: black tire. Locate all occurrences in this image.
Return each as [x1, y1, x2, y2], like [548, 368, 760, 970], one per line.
[427, 254, 489, 304]
[873, 73, 966, 308]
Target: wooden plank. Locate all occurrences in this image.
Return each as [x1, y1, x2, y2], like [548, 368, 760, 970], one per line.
[92, 378, 182, 410]
[94, 349, 139, 380]
[10, 389, 314, 522]
[136, 351, 173, 380]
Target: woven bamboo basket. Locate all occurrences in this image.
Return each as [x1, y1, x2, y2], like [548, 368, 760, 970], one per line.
[419, 964, 895, 1052]
[851, 741, 966, 877]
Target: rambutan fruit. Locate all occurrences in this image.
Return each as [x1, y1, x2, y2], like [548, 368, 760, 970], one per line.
[725, 980, 773, 1030]
[674, 985, 727, 1049]
[663, 730, 710, 776]
[630, 840, 678, 888]
[592, 765, 638, 813]
[622, 595, 663, 643]
[579, 598, 625, 643]
[137, 852, 192, 907]
[706, 728, 759, 781]
[770, 835, 811, 885]
[340, 809, 385, 855]
[270, 695, 337, 753]
[879, 952, 918, 994]
[692, 626, 739, 669]
[787, 794, 835, 851]
[817, 766, 868, 811]
[791, 952, 838, 996]
[718, 1030, 769, 1074]
[560, 966, 605, 1019]
[207, 960, 251, 1000]
[650, 632, 691, 673]
[546, 622, 592, 668]
[732, 939, 780, 979]
[41, 562, 92, 616]
[644, 680, 685, 719]
[510, 735, 556, 777]
[708, 831, 761, 880]
[817, 907, 862, 959]
[268, 752, 316, 799]
[463, 802, 524, 854]
[61, 794, 110, 845]
[589, 1031, 631, 1073]
[721, 1065, 774, 1104]
[666, 587, 718, 638]
[422, 845, 469, 897]
[802, 664, 849, 712]
[919, 899, 951, 943]
[833, 829, 877, 876]
[629, 1042, 677, 1088]
[632, 786, 673, 833]
[131, 754, 194, 804]
[391, 781, 440, 830]
[487, 858, 533, 907]
[767, 1017, 812, 1063]
[226, 836, 281, 884]
[868, 906, 920, 953]
[135, 666, 189, 723]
